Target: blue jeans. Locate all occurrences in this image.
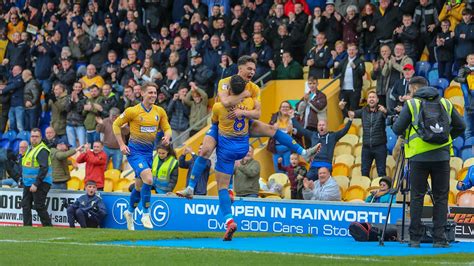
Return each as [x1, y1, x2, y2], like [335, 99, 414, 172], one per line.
[24, 107, 40, 131]
[465, 111, 474, 139]
[66, 125, 87, 148]
[38, 79, 52, 96]
[104, 146, 123, 170]
[87, 131, 99, 145]
[0, 178, 18, 187]
[272, 144, 291, 173]
[8, 106, 24, 132]
[51, 182, 67, 190]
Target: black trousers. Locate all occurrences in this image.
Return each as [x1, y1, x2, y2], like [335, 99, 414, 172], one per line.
[408, 160, 450, 243]
[361, 144, 387, 177]
[339, 90, 361, 116]
[22, 183, 52, 226]
[0, 102, 9, 133]
[67, 206, 99, 228]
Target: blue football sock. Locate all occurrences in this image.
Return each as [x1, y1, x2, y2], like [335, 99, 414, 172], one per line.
[188, 156, 207, 189]
[128, 188, 141, 213]
[218, 189, 233, 221]
[141, 183, 152, 214]
[273, 130, 304, 154]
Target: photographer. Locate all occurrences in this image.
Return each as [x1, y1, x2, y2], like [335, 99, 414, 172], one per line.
[66, 181, 107, 228]
[392, 76, 465, 248]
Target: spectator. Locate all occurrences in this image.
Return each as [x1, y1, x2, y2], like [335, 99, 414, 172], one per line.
[119, 86, 140, 111]
[278, 153, 308, 199]
[454, 8, 474, 68]
[304, 33, 331, 79]
[0, 140, 27, 188]
[150, 143, 179, 194]
[50, 140, 81, 190]
[65, 82, 87, 149]
[327, 40, 347, 70]
[433, 20, 455, 80]
[341, 5, 360, 46]
[249, 32, 273, 81]
[365, 176, 395, 203]
[4, 32, 29, 70]
[270, 24, 300, 66]
[119, 49, 142, 87]
[49, 83, 68, 140]
[349, 91, 388, 178]
[200, 34, 231, 73]
[187, 51, 214, 98]
[100, 84, 118, 118]
[302, 167, 341, 201]
[69, 24, 90, 64]
[76, 142, 107, 191]
[30, 34, 55, 96]
[268, 101, 295, 172]
[83, 85, 104, 144]
[22, 69, 41, 131]
[454, 53, 474, 139]
[215, 53, 238, 91]
[359, 3, 376, 61]
[44, 127, 59, 148]
[6, 13, 25, 41]
[22, 128, 52, 227]
[382, 43, 413, 88]
[96, 107, 129, 171]
[161, 66, 184, 99]
[80, 64, 105, 98]
[393, 14, 419, 62]
[413, 0, 439, 62]
[67, 180, 107, 228]
[51, 58, 77, 93]
[334, 43, 365, 116]
[86, 26, 110, 70]
[179, 145, 211, 196]
[316, 1, 342, 49]
[371, 45, 392, 107]
[304, 6, 323, 51]
[1, 65, 24, 132]
[457, 166, 474, 191]
[296, 76, 327, 146]
[390, 64, 415, 115]
[438, 1, 466, 32]
[167, 86, 190, 148]
[293, 119, 352, 181]
[372, 0, 401, 53]
[183, 82, 209, 137]
[133, 57, 160, 85]
[271, 51, 304, 80]
[234, 146, 261, 198]
[99, 50, 120, 85]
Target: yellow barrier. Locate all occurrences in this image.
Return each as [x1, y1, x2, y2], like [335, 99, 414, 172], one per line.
[173, 79, 343, 192]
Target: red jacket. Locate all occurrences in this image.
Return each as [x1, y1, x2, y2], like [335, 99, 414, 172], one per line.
[284, 0, 310, 16]
[76, 150, 107, 188]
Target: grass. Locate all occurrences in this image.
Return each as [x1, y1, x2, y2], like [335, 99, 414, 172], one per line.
[0, 227, 473, 265]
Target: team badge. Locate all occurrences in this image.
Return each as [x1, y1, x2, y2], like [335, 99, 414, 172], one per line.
[155, 115, 159, 121]
[222, 84, 229, 90]
[138, 163, 143, 168]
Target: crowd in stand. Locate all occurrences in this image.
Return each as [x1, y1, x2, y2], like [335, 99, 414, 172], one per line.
[0, 0, 473, 202]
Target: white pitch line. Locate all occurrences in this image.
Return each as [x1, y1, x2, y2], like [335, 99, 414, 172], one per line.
[0, 239, 470, 265]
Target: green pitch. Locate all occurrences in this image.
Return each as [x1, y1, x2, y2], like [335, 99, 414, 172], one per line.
[0, 227, 472, 265]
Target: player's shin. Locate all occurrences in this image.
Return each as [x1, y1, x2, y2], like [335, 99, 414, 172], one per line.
[141, 184, 152, 213]
[128, 188, 141, 213]
[218, 189, 233, 224]
[273, 130, 304, 154]
[188, 156, 208, 189]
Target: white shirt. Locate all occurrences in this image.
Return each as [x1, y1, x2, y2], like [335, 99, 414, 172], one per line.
[343, 57, 356, 91]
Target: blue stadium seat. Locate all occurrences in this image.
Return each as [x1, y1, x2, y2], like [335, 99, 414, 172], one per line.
[428, 70, 439, 86]
[461, 147, 474, 161]
[0, 139, 10, 150]
[416, 61, 431, 78]
[436, 78, 450, 90]
[453, 137, 464, 152]
[40, 124, 49, 138]
[452, 64, 459, 78]
[10, 139, 21, 154]
[16, 131, 30, 141]
[40, 111, 51, 127]
[465, 137, 474, 147]
[454, 147, 460, 157]
[386, 127, 397, 155]
[3, 130, 17, 142]
[432, 62, 438, 70]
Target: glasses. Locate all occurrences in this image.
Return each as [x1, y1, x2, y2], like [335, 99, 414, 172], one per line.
[280, 105, 290, 109]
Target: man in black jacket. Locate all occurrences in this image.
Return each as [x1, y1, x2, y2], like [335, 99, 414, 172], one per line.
[392, 77, 465, 248]
[51, 58, 76, 93]
[304, 33, 332, 79]
[413, 0, 439, 62]
[373, 0, 402, 51]
[393, 14, 419, 63]
[334, 43, 365, 116]
[187, 51, 214, 98]
[349, 91, 387, 178]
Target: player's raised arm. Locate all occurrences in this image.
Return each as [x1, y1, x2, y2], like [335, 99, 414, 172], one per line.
[218, 82, 251, 108]
[113, 109, 131, 154]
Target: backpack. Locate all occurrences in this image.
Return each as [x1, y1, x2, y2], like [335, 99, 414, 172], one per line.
[349, 222, 398, 242]
[412, 98, 451, 144]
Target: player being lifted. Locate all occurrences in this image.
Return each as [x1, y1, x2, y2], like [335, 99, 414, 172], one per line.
[177, 56, 321, 198]
[113, 82, 172, 230]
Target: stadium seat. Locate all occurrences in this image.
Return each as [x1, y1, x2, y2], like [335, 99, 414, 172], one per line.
[465, 137, 474, 147]
[450, 157, 463, 174]
[444, 85, 463, 99]
[449, 80, 461, 87]
[449, 96, 465, 107]
[386, 127, 397, 154]
[463, 158, 474, 168]
[282, 185, 291, 199]
[364, 62, 374, 79]
[436, 78, 450, 90]
[332, 163, 350, 177]
[0, 139, 9, 150]
[334, 154, 355, 166]
[354, 156, 361, 165]
[371, 177, 382, 187]
[370, 164, 391, 179]
[350, 175, 371, 189]
[461, 147, 474, 161]
[453, 137, 464, 152]
[105, 169, 121, 182]
[115, 178, 134, 192]
[353, 143, 362, 157]
[448, 190, 456, 205]
[338, 123, 358, 136]
[334, 142, 353, 157]
[104, 178, 115, 192]
[333, 175, 350, 192]
[16, 131, 30, 142]
[70, 167, 86, 180]
[39, 111, 51, 126]
[339, 134, 359, 146]
[424, 194, 433, 206]
[343, 185, 367, 201]
[457, 190, 474, 207]
[67, 176, 82, 190]
[450, 168, 457, 180]
[268, 173, 289, 187]
[428, 69, 439, 86]
[454, 103, 464, 116]
[10, 139, 21, 155]
[449, 180, 459, 195]
[415, 61, 431, 78]
[386, 155, 396, 173]
[457, 167, 469, 181]
[207, 181, 218, 196]
[3, 130, 17, 142]
[264, 195, 283, 200]
[350, 164, 362, 178]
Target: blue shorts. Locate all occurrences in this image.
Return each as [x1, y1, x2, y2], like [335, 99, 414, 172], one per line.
[206, 120, 254, 141]
[215, 134, 250, 175]
[128, 152, 153, 178]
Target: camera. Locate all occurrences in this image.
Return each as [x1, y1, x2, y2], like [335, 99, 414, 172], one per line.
[386, 114, 399, 126]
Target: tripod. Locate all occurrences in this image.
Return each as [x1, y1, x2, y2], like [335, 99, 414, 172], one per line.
[379, 141, 437, 246]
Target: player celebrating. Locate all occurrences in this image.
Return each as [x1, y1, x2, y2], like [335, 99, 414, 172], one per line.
[113, 82, 172, 230]
[177, 56, 320, 199]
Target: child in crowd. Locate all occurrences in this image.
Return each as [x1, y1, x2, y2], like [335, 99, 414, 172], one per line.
[278, 153, 307, 199]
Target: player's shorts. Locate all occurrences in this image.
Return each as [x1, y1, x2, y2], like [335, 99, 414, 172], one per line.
[215, 134, 250, 175]
[206, 120, 254, 141]
[128, 152, 153, 178]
